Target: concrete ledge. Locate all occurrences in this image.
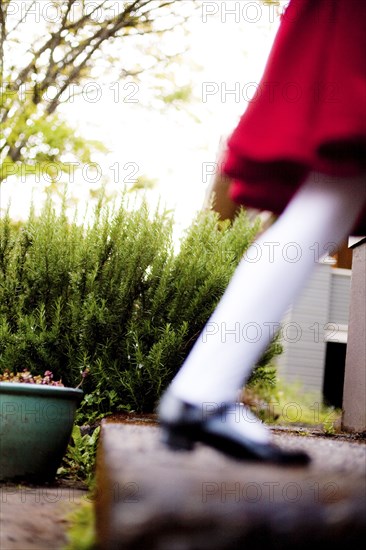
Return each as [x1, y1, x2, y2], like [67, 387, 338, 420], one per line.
[96, 422, 366, 550]
[342, 240, 366, 432]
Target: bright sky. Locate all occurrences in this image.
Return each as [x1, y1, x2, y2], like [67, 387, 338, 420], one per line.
[1, 1, 281, 235]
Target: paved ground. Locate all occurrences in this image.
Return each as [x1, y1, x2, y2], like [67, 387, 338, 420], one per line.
[0, 422, 365, 550]
[97, 421, 366, 550]
[0, 483, 88, 550]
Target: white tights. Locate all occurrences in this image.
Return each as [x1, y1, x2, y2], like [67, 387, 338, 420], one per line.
[169, 173, 366, 430]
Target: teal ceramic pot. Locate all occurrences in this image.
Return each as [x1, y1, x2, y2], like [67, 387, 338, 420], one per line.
[0, 383, 83, 482]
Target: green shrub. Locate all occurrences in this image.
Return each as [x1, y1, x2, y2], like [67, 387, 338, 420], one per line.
[64, 499, 96, 550]
[0, 195, 281, 419]
[57, 425, 100, 486]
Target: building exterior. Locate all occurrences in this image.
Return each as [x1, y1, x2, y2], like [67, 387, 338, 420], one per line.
[275, 250, 352, 407]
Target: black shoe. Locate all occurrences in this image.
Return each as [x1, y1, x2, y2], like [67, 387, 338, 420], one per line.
[158, 392, 310, 466]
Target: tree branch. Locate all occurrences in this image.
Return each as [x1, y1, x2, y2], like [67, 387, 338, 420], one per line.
[8, 0, 37, 35]
[0, 0, 197, 173]
[61, 0, 78, 29]
[0, 1, 7, 82]
[45, 15, 139, 115]
[64, 0, 109, 31]
[41, 2, 158, 103]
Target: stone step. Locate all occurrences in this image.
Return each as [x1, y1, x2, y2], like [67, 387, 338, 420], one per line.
[95, 420, 366, 550]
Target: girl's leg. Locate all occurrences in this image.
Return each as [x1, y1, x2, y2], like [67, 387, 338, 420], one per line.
[168, 173, 366, 411]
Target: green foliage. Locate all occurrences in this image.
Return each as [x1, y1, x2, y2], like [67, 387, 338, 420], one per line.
[248, 378, 342, 427]
[0, 195, 281, 420]
[0, 1, 198, 183]
[322, 417, 337, 436]
[247, 334, 282, 390]
[272, 381, 342, 427]
[76, 379, 125, 425]
[161, 84, 193, 107]
[64, 500, 96, 550]
[247, 365, 277, 391]
[57, 426, 100, 486]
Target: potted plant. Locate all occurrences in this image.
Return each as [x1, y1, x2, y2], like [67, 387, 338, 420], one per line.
[0, 369, 83, 482]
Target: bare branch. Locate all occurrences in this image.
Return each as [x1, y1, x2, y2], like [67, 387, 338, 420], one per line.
[60, 0, 78, 29]
[8, 0, 37, 35]
[7, 136, 28, 163]
[43, 3, 156, 91]
[13, 33, 60, 88]
[45, 13, 143, 114]
[0, 1, 7, 81]
[64, 0, 109, 32]
[0, 0, 197, 174]
[138, 0, 178, 16]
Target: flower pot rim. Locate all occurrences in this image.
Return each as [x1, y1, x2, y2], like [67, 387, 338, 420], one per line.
[0, 382, 83, 400]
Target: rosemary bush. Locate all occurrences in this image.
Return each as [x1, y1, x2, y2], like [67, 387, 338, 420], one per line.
[0, 196, 280, 419]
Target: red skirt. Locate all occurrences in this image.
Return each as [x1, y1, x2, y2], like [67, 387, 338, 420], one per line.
[223, 0, 366, 235]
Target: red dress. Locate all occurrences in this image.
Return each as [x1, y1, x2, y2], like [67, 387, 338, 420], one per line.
[223, 0, 366, 235]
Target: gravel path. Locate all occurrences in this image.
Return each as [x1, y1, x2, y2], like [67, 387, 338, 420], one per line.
[272, 429, 366, 475]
